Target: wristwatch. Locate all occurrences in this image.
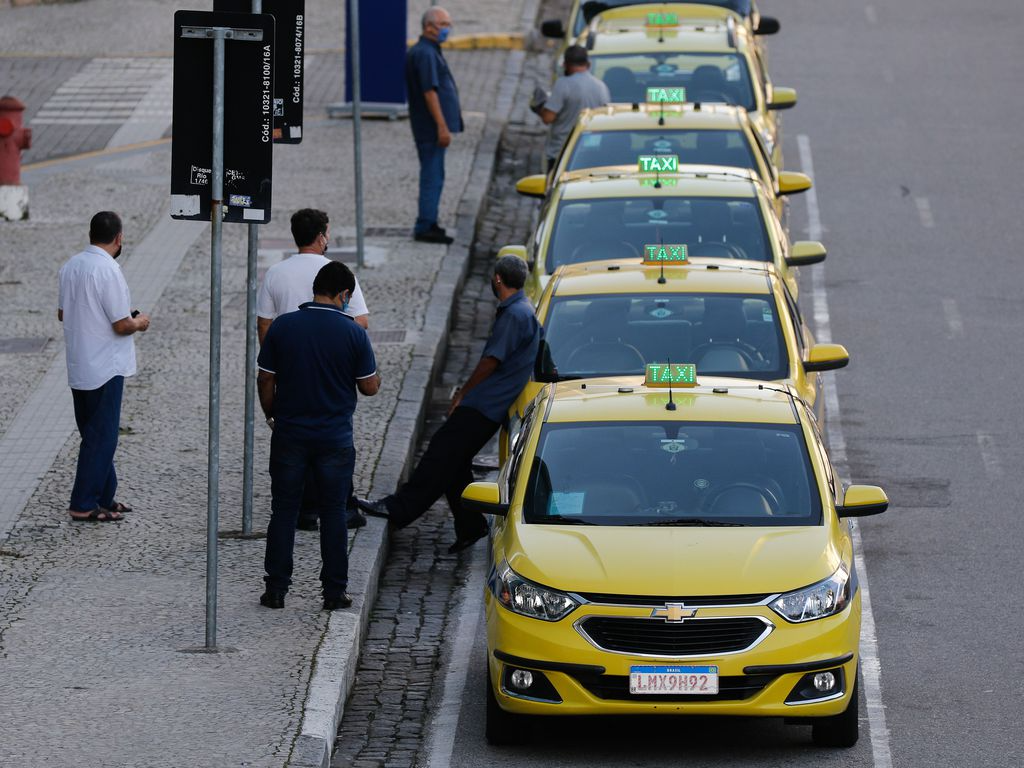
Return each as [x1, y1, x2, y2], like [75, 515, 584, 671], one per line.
[266, 417, 275, 429]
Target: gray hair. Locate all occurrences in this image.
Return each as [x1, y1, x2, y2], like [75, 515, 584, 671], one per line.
[422, 6, 448, 28]
[495, 255, 529, 290]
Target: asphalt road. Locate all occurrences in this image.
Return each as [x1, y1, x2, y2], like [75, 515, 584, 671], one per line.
[420, 1, 1024, 766]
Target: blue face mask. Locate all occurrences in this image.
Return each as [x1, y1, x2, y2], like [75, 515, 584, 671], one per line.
[437, 26, 450, 43]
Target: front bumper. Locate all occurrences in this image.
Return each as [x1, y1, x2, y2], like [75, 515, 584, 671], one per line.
[485, 588, 860, 717]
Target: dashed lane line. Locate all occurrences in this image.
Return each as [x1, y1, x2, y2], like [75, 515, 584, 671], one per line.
[799, 133, 894, 768]
[976, 432, 1003, 479]
[915, 196, 935, 228]
[942, 298, 964, 338]
[865, 5, 878, 24]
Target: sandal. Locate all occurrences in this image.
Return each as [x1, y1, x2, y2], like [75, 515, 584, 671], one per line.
[101, 501, 133, 515]
[69, 507, 124, 522]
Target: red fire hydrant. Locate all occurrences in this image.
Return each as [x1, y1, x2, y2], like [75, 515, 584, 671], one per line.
[0, 95, 32, 221]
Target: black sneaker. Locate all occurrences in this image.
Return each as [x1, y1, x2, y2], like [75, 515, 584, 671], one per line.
[413, 229, 454, 245]
[355, 497, 391, 520]
[259, 590, 285, 609]
[346, 508, 367, 529]
[323, 593, 353, 611]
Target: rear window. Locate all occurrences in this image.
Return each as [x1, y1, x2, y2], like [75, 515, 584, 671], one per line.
[590, 52, 756, 110]
[567, 129, 757, 173]
[546, 196, 770, 272]
[524, 421, 821, 526]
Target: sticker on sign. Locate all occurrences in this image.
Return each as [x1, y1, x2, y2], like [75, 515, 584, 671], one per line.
[630, 665, 719, 695]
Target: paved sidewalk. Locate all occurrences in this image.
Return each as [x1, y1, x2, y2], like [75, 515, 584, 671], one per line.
[0, 0, 542, 766]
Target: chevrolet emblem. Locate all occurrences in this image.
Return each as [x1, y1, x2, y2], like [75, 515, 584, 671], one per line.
[651, 603, 697, 622]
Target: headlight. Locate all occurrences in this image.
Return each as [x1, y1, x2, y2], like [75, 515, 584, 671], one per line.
[769, 565, 851, 623]
[491, 561, 579, 621]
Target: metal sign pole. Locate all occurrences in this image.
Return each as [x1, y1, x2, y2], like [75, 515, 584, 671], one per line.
[207, 27, 228, 650]
[351, 0, 365, 268]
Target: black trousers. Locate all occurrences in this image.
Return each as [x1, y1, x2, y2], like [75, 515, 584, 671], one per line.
[386, 406, 500, 539]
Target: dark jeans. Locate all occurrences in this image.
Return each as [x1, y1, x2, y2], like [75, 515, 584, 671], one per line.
[69, 375, 124, 511]
[414, 140, 447, 234]
[299, 460, 358, 523]
[265, 432, 354, 597]
[386, 406, 499, 539]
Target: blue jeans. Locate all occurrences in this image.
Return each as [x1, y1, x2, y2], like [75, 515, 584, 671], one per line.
[265, 432, 354, 597]
[414, 140, 446, 234]
[69, 375, 124, 511]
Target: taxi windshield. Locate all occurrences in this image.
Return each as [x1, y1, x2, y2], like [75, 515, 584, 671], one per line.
[524, 421, 821, 526]
[547, 196, 770, 273]
[576, 1, 752, 32]
[566, 129, 757, 173]
[541, 292, 787, 380]
[590, 53, 756, 110]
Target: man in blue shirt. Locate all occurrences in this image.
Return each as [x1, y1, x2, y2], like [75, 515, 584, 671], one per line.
[406, 6, 463, 245]
[358, 256, 540, 554]
[257, 262, 381, 611]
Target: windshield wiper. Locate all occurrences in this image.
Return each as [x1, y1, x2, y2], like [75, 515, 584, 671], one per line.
[534, 514, 597, 525]
[635, 518, 746, 527]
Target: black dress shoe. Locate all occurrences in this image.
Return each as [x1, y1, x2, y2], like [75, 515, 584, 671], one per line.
[413, 229, 454, 245]
[259, 590, 285, 609]
[428, 223, 448, 236]
[447, 528, 489, 555]
[323, 593, 353, 611]
[346, 509, 367, 529]
[355, 497, 391, 520]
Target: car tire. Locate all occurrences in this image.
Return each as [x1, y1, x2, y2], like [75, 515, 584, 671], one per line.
[812, 672, 860, 748]
[485, 661, 529, 746]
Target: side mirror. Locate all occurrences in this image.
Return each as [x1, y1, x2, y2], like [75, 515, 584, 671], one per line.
[755, 16, 780, 35]
[540, 19, 566, 38]
[786, 241, 827, 267]
[837, 485, 888, 518]
[804, 343, 850, 373]
[767, 87, 798, 111]
[461, 482, 509, 516]
[515, 174, 547, 199]
[777, 171, 812, 196]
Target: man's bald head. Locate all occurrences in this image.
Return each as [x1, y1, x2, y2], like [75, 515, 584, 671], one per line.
[422, 6, 452, 36]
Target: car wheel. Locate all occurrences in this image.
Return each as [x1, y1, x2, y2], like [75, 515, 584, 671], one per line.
[811, 672, 859, 748]
[485, 661, 529, 746]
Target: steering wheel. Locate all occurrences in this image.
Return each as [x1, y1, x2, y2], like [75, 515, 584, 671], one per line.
[687, 241, 747, 260]
[690, 340, 764, 368]
[701, 481, 781, 517]
[569, 240, 640, 264]
[564, 341, 646, 374]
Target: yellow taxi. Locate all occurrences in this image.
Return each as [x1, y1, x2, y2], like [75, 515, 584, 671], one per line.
[461, 370, 889, 747]
[572, 8, 795, 154]
[517, 102, 811, 220]
[503, 167, 826, 303]
[539, 1, 780, 52]
[510, 256, 848, 428]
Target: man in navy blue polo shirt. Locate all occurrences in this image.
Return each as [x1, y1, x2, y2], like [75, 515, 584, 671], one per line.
[358, 256, 540, 554]
[406, 6, 463, 245]
[256, 262, 380, 611]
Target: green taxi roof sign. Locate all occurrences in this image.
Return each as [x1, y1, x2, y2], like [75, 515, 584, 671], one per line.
[646, 86, 686, 104]
[638, 154, 678, 173]
[644, 244, 687, 264]
[646, 363, 698, 388]
[646, 11, 679, 26]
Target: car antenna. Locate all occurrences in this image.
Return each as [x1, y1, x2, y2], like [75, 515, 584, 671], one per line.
[666, 358, 677, 411]
[657, 231, 667, 284]
[658, 96, 666, 126]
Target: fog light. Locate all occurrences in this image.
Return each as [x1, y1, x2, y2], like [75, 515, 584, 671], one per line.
[813, 672, 836, 692]
[510, 669, 534, 690]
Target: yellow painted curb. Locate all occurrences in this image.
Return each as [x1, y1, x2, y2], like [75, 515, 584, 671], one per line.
[406, 32, 525, 50]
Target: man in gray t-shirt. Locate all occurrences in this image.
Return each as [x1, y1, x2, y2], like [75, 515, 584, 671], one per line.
[537, 45, 611, 169]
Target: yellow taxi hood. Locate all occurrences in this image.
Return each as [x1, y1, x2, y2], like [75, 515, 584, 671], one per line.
[506, 523, 841, 597]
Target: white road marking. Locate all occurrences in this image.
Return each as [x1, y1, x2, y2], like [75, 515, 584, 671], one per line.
[424, 549, 487, 768]
[976, 432, 1003, 479]
[915, 196, 935, 228]
[865, 4, 878, 24]
[942, 298, 964, 338]
[799, 134, 894, 768]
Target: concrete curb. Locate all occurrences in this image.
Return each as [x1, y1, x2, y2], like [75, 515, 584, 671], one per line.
[288, 3, 539, 765]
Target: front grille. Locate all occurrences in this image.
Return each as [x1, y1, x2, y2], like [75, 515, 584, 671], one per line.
[569, 671, 776, 702]
[580, 616, 768, 656]
[575, 592, 770, 607]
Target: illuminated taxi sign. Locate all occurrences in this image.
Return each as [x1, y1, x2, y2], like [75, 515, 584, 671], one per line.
[644, 244, 687, 264]
[645, 363, 698, 388]
[646, 11, 679, 26]
[640, 177, 678, 188]
[646, 86, 686, 104]
[638, 154, 678, 173]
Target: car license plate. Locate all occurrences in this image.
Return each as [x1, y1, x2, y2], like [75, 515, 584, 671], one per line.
[629, 665, 719, 695]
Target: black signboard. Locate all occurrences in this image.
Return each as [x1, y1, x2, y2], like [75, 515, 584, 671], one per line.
[214, 0, 305, 143]
[170, 10, 275, 224]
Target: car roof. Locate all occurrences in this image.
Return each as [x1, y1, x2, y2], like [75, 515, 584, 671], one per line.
[583, 16, 751, 55]
[543, 377, 800, 425]
[549, 260, 773, 296]
[555, 167, 762, 200]
[577, 103, 750, 131]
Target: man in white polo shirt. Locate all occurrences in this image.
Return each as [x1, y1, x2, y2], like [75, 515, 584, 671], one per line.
[58, 211, 150, 522]
[256, 208, 370, 531]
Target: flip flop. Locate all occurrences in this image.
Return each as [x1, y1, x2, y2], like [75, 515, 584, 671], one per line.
[69, 507, 124, 522]
[100, 501, 133, 515]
